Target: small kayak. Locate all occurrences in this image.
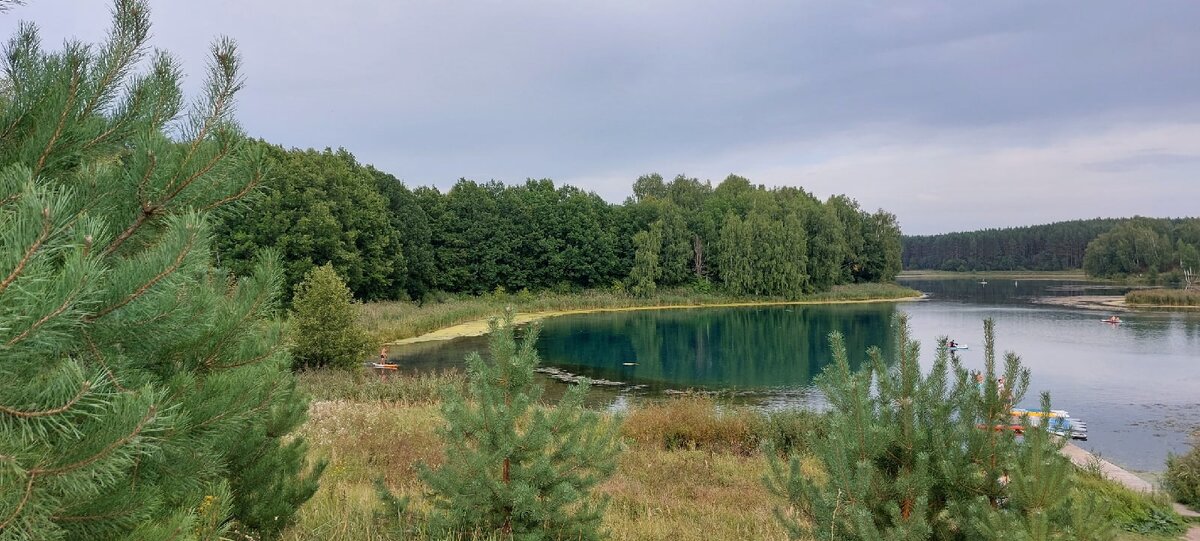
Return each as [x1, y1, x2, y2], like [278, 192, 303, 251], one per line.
[949, 345, 969, 351]
[1101, 318, 1122, 324]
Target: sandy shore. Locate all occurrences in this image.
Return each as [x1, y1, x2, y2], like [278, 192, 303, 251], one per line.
[386, 295, 922, 346]
[1033, 295, 1129, 312]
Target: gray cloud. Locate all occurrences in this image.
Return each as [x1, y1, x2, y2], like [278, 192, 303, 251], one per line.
[5, 1, 1199, 234]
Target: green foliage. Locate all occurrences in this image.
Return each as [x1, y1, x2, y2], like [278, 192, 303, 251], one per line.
[630, 222, 662, 297]
[1072, 470, 1187, 536]
[0, 2, 318, 538]
[418, 311, 623, 540]
[214, 145, 407, 301]
[766, 316, 1116, 541]
[1165, 434, 1200, 510]
[290, 264, 370, 370]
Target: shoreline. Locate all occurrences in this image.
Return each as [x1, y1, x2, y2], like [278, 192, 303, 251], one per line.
[897, 270, 1090, 280]
[1033, 294, 1200, 312]
[386, 293, 923, 346]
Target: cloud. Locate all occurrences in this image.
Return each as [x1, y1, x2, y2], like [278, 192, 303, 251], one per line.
[4, 1, 1199, 233]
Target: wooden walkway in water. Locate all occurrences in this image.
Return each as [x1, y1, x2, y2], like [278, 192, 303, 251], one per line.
[1061, 443, 1200, 540]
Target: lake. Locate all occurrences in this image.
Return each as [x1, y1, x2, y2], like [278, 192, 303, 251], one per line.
[388, 279, 1200, 472]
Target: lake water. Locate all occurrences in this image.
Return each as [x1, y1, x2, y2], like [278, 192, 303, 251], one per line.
[388, 279, 1200, 472]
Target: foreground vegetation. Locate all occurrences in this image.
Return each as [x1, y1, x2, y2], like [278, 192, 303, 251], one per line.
[1, 3, 316, 538]
[285, 370, 1186, 541]
[1125, 288, 1200, 307]
[361, 282, 919, 343]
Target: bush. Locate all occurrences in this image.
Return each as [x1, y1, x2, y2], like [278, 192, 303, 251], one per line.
[418, 311, 623, 539]
[766, 317, 1116, 540]
[1166, 434, 1200, 510]
[291, 263, 371, 369]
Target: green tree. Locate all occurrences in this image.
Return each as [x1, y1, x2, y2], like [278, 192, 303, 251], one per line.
[767, 317, 1113, 540]
[370, 167, 436, 300]
[0, 2, 319, 538]
[419, 311, 622, 540]
[658, 205, 694, 287]
[629, 222, 663, 297]
[290, 264, 369, 370]
[214, 145, 406, 301]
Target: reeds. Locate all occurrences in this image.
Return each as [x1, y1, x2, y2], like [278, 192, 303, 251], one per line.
[1125, 288, 1200, 307]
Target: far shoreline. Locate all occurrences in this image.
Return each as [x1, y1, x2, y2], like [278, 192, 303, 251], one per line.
[897, 269, 1091, 280]
[385, 291, 924, 347]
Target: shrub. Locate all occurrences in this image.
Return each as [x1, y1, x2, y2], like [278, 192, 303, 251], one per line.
[291, 263, 370, 369]
[418, 310, 623, 539]
[1165, 434, 1200, 510]
[766, 316, 1116, 540]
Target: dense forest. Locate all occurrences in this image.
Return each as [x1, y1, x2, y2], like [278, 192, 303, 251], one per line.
[1083, 217, 1200, 279]
[901, 219, 1121, 271]
[902, 217, 1200, 281]
[214, 145, 903, 301]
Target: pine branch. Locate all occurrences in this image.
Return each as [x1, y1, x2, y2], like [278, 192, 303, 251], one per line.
[6, 276, 88, 346]
[0, 205, 51, 296]
[32, 56, 82, 178]
[88, 226, 197, 321]
[0, 380, 91, 418]
[32, 405, 157, 476]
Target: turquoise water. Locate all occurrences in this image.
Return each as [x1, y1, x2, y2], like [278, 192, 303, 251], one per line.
[389, 279, 1200, 471]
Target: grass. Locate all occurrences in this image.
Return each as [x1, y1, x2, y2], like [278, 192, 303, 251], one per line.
[282, 396, 816, 541]
[359, 283, 920, 343]
[1125, 288, 1200, 307]
[1074, 468, 1189, 538]
[283, 373, 1183, 541]
[296, 368, 463, 403]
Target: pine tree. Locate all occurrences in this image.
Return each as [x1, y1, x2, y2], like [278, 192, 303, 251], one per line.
[767, 316, 1114, 541]
[0, 2, 320, 538]
[290, 263, 370, 370]
[419, 310, 622, 540]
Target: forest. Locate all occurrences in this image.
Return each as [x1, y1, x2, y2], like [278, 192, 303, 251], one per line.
[901, 219, 1121, 271]
[902, 217, 1200, 280]
[214, 146, 903, 302]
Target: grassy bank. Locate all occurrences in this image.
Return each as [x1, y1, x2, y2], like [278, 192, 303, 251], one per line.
[284, 371, 1186, 541]
[361, 282, 919, 344]
[1126, 288, 1200, 307]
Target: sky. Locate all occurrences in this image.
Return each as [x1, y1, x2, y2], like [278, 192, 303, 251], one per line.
[4, 1, 1200, 235]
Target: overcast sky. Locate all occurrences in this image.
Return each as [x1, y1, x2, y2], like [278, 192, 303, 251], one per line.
[5, 1, 1199, 234]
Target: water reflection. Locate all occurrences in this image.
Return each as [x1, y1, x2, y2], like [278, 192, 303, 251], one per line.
[535, 303, 897, 389]
[388, 279, 1200, 471]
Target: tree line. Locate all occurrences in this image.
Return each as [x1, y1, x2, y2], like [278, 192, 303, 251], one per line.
[1082, 217, 1200, 280]
[215, 154, 904, 302]
[901, 219, 1122, 272]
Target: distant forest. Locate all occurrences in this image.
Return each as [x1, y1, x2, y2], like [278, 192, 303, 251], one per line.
[214, 144, 902, 302]
[902, 217, 1200, 280]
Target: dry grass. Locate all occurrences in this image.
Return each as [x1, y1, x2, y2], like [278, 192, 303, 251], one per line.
[296, 369, 463, 404]
[281, 386, 1166, 541]
[281, 396, 823, 541]
[359, 283, 920, 343]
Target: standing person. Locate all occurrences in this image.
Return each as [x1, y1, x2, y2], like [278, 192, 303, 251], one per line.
[379, 347, 388, 365]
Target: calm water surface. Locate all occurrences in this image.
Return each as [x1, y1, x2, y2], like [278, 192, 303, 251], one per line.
[390, 279, 1200, 471]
